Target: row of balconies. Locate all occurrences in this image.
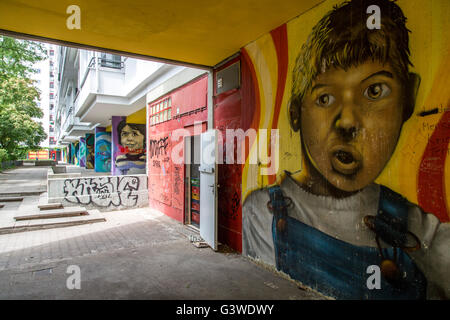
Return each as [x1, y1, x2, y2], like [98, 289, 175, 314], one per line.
[53, 47, 198, 147]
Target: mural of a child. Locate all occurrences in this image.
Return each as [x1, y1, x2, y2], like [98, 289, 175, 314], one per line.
[115, 120, 146, 175]
[243, 0, 449, 299]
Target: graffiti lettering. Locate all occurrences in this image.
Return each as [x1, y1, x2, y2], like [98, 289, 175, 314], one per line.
[152, 160, 161, 168]
[149, 137, 169, 158]
[230, 191, 240, 221]
[63, 176, 141, 207]
[173, 166, 182, 195]
[119, 146, 146, 154]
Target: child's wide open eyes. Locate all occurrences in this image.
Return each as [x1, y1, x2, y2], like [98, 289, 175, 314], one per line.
[315, 93, 335, 107]
[364, 83, 391, 100]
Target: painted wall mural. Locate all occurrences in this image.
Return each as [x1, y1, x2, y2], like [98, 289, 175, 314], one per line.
[86, 133, 95, 169]
[112, 116, 146, 175]
[73, 142, 79, 166]
[95, 127, 112, 173]
[241, 0, 450, 299]
[78, 137, 86, 167]
[69, 143, 75, 164]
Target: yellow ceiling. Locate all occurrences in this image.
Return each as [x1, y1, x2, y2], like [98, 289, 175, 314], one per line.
[0, 0, 324, 67]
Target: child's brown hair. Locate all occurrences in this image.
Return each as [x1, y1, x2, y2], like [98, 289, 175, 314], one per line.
[289, 0, 417, 130]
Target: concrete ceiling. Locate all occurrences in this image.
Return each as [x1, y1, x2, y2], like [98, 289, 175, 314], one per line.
[0, 0, 324, 67]
[80, 95, 146, 128]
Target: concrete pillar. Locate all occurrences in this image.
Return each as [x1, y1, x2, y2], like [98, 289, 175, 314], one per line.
[86, 133, 95, 169]
[79, 137, 86, 167]
[69, 143, 74, 164]
[111, 116, 126, 175]
[95, 127, 112, 173]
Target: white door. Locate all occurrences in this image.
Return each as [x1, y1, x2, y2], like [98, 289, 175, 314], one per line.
[199, 129, 218, 250]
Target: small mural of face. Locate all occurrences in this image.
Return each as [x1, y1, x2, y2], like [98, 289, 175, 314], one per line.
[120, 124, 145, 153]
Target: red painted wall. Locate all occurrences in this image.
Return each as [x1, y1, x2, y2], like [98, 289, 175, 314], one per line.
[213, 54, 257, 253]
[148, 74, 208, 223]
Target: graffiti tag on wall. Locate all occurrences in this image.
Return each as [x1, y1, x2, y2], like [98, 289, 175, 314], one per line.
[63, 176, 143, 207]
[149, 137, 169, 158]
[172, 164, 183, 209]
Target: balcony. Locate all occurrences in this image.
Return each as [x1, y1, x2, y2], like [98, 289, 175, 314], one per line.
[74, 55, 179, 127]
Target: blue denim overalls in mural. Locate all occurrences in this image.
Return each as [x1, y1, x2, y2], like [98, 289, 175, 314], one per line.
[268, 185, 427, 299]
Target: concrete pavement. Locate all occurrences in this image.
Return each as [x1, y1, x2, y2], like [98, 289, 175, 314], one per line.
[0, 165, 328, 300]
[0, 207, 328, 300]
[0, 166, 47, 195]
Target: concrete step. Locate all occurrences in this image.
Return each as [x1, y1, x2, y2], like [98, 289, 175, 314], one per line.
[0, 211, 106, 235]
[38, 203, 64, 210]
[0, 191, 45, 197]
[0, 197, 23, 202]
[14, 206, 88, 221]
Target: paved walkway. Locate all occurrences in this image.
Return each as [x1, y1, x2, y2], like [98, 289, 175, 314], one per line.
[0, 166, 48, 194]
[0, 207, 327, 300]
[0, 165, 328, 300]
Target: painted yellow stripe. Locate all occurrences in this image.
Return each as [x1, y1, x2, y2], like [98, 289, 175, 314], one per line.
[241, 35, 279, 201]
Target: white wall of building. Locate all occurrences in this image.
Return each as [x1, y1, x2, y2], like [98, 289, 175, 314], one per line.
[31, 44, 50, 148]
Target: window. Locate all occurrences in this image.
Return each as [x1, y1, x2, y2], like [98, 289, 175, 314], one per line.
[149, 97, 172, 126]
[49, 92, 54, 100]
[100, 53, 122, 69]
[50, 82, 54, 89]
[50, 50, 54, 56]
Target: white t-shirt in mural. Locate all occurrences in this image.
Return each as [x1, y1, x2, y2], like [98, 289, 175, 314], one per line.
[242, 175, 450, 299]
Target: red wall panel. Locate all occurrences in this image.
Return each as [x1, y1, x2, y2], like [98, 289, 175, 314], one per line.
[148, 75, 208, 223]
[214, 56, 246, 253]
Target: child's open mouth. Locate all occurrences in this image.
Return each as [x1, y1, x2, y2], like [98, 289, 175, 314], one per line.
[330, 145, 362, 175]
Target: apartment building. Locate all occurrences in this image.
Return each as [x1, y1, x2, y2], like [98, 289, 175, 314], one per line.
[30, 43, 58, 148]
[55, 46, 206, 168]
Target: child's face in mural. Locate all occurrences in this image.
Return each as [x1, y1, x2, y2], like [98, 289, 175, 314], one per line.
[120, 124, 145, 153]
[300, 60, 405, 192]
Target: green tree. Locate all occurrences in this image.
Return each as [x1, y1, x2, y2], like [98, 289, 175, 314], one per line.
[0, 36, 47, 160]
[0, 36, 46, 80]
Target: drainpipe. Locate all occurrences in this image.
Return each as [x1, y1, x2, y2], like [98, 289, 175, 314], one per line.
[207, 69, 214, 130]
[95, 52, 100, 94]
